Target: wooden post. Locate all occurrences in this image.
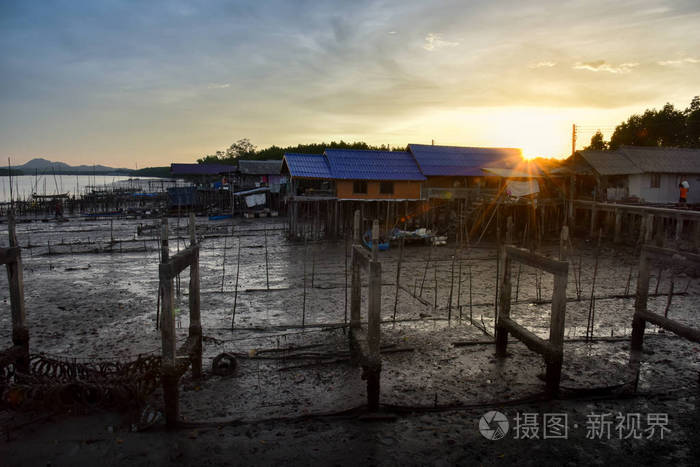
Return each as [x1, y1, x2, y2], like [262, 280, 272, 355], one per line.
[367, 220, 382, 411]
[589, 201, 597, 238]
[161, 218, 169, 263]
[614, 209, 622, 244]
[344, 234, 349, 328]
[674, 215, 682, 243]
[159, 218, 178, 427]
[7, 211, 28, 373]
[392, 228, 405, 322]
[559, 225, 569, 261]
[506, 216, 513, 244]
[547, 227, 569, 396]
[350, 211, 361, 330]
[631, 249, 650, 352]
[231, 238, 241, 329]
[189, 212, 196, 246]
[371, 219, 379, 261]
[654, 215, 665, 247]
[495, 249, 511, 357]
[568, 175, 575, 226]
[189, 247, 202, 378]
[644, 214, 654, 244]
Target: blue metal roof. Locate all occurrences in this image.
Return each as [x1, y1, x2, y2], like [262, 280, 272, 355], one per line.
[283, 153, 332, 179]
[325, 149, 426, 181]
[408, 144, 523, 176]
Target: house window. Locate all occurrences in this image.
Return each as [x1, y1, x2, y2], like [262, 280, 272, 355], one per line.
[380, 181, 394, 195]
[353, 180, 367, 194]
[650, 173, 660, 189]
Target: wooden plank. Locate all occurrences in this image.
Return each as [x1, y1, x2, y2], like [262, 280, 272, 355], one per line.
[505, 246, 568, 275]
[159, 246, 198, 279]
[636, 309, 700, 343]
[0, 247, 19, 265]
[642, 244, 700, 264]
[575, 200, 700, 220]
[501, 317, 556, 358]
[353, 244, 371, 269]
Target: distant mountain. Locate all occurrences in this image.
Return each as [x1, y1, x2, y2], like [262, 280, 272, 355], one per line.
[16, 158, 130, 174]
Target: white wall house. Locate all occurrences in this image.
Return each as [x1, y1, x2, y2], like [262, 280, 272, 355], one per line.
[627, 173, 700, 204]
[579, 146, 700, 204]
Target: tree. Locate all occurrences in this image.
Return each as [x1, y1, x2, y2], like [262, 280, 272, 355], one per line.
[225, 138, 257, 159]
[685, 95, 700, 148]
[609, 101, 689, 149]
[584, 130, 607, 151]
[196, 139, 399, 164]
[196, 139, 257, 164]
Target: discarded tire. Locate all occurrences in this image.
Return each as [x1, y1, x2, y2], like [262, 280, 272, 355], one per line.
[211, 353, 237, 376]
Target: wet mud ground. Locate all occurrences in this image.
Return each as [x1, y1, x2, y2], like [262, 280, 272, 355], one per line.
[1, 215, 699, 465]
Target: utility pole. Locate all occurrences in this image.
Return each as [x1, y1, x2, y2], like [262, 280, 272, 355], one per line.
[571, 123, 577, 157]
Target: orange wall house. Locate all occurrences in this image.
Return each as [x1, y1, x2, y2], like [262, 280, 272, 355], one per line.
[336, 180, 422, 200]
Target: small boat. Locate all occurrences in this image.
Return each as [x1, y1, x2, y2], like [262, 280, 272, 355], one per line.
[208, 214, 233, 221]
[362, 230, 390, 251]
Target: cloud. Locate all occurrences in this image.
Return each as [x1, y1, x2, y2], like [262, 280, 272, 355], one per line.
[572, 60, 639, 74]
[529, 61, 556, 69]
[422, 33, 459, 51]
[207, 83, 230, 89]
[657, 57, 700, 66]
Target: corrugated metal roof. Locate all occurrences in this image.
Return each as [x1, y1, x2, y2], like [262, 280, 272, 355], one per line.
[170, 163, 237, 175]
[283, 153, 331, 179]
[408, 144, 522, 176]
[325, 149, 426, 181]
[238, 159, 283, 175]
[618, 146, 700, 174]
[578, 150, 642, 175]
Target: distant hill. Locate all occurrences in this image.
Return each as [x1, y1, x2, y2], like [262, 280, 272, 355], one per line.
[16, 158, 130, 174]
[9, 158, 171, 177]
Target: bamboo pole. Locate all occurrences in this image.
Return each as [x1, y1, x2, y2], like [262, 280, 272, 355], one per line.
[231, 237, 241, 329]
[419, 245, 432, 297]
[344, 234, 349, 330]
[220, 235, 227, 292]
[448, 245, 456, 321]
[585, 228, 602, 340]
[264, 227, 270, 291]
[302, 235, 308, 328]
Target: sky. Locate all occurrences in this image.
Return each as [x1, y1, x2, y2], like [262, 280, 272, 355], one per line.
[1, 0, 699, 167]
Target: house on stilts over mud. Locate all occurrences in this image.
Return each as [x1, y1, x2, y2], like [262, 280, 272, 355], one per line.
[283, 144, 562, 244]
